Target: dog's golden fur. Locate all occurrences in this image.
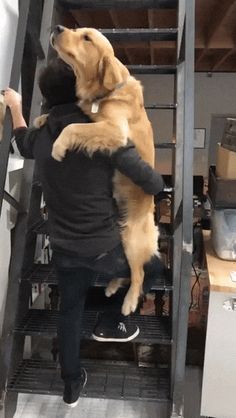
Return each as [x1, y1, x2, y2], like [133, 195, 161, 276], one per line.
[52, 27, 159, 315]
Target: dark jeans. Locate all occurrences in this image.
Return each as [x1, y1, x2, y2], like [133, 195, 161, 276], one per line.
[53, 243, 166, 384]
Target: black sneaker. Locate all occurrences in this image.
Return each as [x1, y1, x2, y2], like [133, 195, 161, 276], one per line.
[63, 368, 87, 408]
[92, 313, 140, 342]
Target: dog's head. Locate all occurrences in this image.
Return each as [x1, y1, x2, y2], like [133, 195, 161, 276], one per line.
[51, 26, 129, 99]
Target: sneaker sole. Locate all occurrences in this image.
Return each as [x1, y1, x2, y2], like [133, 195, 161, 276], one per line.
[65, 399, 80, 408]
[64, 368, 87, 408]
[92, 326, 140, 342]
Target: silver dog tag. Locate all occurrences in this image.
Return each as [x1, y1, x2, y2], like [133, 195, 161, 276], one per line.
[91, 101, 99, 113]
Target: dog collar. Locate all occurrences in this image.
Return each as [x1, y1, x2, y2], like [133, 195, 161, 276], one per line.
[90, 81, 127, 114]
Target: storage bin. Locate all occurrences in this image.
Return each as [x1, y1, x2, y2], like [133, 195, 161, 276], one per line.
[208, 166, 236, 208]
[211, 208, 236, 260]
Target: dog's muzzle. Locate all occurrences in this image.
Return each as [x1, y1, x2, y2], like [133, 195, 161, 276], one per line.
[51, 25, 65, 47]
[54, 25, 65, 35]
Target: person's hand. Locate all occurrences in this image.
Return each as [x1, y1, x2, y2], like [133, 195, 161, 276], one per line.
[3, 88, 22, 110]
[2, 88, 27, 129]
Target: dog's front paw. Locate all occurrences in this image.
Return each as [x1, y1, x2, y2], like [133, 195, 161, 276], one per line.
[51, 140, 67, 161]
[33, 114, 48, 128]
[121, 288, 139, 316]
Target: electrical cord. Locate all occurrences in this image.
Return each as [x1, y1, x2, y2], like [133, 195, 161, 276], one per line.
[189, 262, 201, 311]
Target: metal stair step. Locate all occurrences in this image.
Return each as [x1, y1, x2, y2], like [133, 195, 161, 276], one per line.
[14, 309, 172, 344]
[59, 0, 177, 10]
[8, 358, 170, 401]
[146, 103, 176, 110]
[24, 264, 173, 290]
[127, 65, 176, 75]
[155, 142, 175, 149]
[99, 28, 177, 42]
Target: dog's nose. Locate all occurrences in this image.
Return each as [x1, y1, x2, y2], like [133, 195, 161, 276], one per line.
[54, 25, 65, 35]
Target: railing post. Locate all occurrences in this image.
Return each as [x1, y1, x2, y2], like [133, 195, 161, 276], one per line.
[171, 0, 195, 416]
[0, 0, 31, 216]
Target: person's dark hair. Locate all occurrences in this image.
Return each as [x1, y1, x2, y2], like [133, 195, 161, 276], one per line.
[38, 58, 77, 109]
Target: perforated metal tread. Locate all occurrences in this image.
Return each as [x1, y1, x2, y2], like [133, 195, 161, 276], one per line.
[24, 264, 173, 290]
[14, 309, 172, 345]
[59, 0, 177, 10]
[8, 358, 170, 401]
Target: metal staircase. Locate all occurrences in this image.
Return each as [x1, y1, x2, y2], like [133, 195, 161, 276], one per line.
[0, 0, 194, 417]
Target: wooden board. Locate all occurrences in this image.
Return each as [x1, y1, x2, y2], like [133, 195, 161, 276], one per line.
[203, 230, 236, 293]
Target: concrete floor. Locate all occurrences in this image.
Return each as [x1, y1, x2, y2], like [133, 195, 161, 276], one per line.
[13, 367, 202, 418]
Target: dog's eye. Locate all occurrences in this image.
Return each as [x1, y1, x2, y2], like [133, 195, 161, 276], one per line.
[68, 52, 75, 59]
[84, 34, 91, 42]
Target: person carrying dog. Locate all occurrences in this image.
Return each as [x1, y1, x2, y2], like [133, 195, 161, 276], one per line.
[4, 59, 165, 407]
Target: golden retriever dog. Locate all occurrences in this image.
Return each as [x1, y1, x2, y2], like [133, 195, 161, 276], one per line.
[51, 25, 159, 316]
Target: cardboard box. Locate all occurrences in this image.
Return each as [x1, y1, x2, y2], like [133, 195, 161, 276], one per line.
[216, 143, 236, 179]
[221, 118, 236, 152]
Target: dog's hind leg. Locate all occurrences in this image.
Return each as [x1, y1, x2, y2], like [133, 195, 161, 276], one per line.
[120, 214, 158, 316]
[105, 278, 130, 297]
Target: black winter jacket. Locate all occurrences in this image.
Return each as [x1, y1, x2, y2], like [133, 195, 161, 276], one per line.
[14, 103, 164, 257]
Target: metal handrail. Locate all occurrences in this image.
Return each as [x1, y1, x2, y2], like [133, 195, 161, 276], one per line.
[0, 0, 55, 410]
[0, 0, 31, 216]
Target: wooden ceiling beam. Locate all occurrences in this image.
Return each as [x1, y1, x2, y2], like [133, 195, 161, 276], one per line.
[206, 0, 236, 47]
[66, 3, 236, 71]
[212, 48, 235, 71]
[62, 10, 78, 27]
[109, 11, 133, 64]
[196, 49, 206, 65]
[197, 0, 236, 66]
[70, 10, 94, 27]
[196, 42, 236, 67]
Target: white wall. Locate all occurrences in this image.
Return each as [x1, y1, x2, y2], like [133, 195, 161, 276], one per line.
[0, 0, 19, 337]
[138, 72, 236, 177]
[0, 0, 19, 90]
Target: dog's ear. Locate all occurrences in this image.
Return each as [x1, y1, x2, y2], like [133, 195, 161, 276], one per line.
[100, 55, 123, 91]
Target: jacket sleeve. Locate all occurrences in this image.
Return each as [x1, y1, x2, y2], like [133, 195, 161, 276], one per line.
[13, 127, 39, 159]
[111, 142, 164, 195]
